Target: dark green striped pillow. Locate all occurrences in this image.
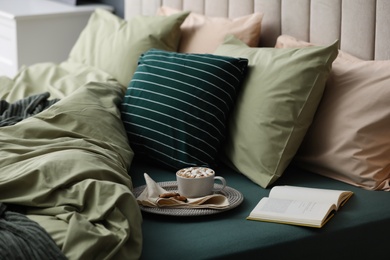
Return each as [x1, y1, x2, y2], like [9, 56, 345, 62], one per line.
[121, 49, 248, 169]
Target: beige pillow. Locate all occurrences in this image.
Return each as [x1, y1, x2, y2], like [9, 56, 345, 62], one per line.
[275, 35, 361, 62]
[276, 35, 390, 191]
[157, 6, 263, 53]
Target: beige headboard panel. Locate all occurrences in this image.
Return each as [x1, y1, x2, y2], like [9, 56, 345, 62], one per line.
[125, 0, 390, 60]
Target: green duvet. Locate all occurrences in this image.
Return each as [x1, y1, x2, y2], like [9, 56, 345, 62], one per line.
[0, 64, 142, 259]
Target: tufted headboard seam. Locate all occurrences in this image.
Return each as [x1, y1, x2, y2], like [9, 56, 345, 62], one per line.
[124, 0, 390, 60]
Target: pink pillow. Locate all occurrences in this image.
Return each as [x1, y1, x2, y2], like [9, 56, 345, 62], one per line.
[276, 35, 390, 191]
[157, 6, 263, 53]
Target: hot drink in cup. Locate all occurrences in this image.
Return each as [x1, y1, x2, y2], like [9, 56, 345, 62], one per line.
[176, 167, 226, 198]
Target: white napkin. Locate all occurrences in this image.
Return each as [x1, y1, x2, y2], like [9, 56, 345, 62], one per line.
[136, 173, 230, 209]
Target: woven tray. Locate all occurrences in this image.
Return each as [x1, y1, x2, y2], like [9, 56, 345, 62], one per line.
[133, 181, 244, 216]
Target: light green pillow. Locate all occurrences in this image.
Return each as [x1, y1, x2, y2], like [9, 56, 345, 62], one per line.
[214, 35, 338, 188]
[68, 8, 189, 87]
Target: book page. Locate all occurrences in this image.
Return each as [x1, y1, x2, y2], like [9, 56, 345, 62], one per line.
[269, 186, 352, 209]
[248, 197, 335, 227]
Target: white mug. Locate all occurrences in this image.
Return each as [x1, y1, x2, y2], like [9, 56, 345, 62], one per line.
[176, 167, 226, 198]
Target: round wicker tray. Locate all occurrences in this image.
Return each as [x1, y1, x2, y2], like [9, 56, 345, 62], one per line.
[133, 181, 244, 216]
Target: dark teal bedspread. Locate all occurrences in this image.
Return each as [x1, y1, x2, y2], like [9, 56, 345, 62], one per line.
[130, 157, 390, 260]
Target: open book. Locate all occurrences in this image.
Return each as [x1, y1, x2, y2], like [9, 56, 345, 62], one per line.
[247, 185, 353, 228]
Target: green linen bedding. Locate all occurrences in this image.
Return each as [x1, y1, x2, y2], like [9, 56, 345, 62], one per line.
[0, 6, 190, 255]
[0, 74, 142, 259]
[0, 61, 118, 102]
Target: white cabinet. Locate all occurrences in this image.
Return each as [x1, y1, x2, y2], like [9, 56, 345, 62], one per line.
[0, 0, 113, 77]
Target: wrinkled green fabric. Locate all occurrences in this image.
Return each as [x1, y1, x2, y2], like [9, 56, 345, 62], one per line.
[0, 61, 118, 102]
[0, 81, 142, 259]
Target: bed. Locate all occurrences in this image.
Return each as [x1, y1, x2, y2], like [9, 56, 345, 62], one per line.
[1, 0, 389, 259]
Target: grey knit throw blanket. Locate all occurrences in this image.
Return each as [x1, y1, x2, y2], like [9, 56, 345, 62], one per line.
[0, 203, 67, 259]
[0, 92, 59, 127]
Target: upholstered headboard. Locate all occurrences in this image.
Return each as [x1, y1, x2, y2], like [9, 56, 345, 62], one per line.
[124, 0, 390, 60]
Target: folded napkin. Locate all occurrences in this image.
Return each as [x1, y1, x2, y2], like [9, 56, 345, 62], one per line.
[136, 173, 230, 209]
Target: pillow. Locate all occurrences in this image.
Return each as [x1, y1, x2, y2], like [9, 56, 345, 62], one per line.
[276, 35, 390, 191]
[275, 34, 362, 62]
[121, 49, 248, 169]
[214, 35, 338, 188]
[68, 8, 189, 87]
[156, 6, 263, 54]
